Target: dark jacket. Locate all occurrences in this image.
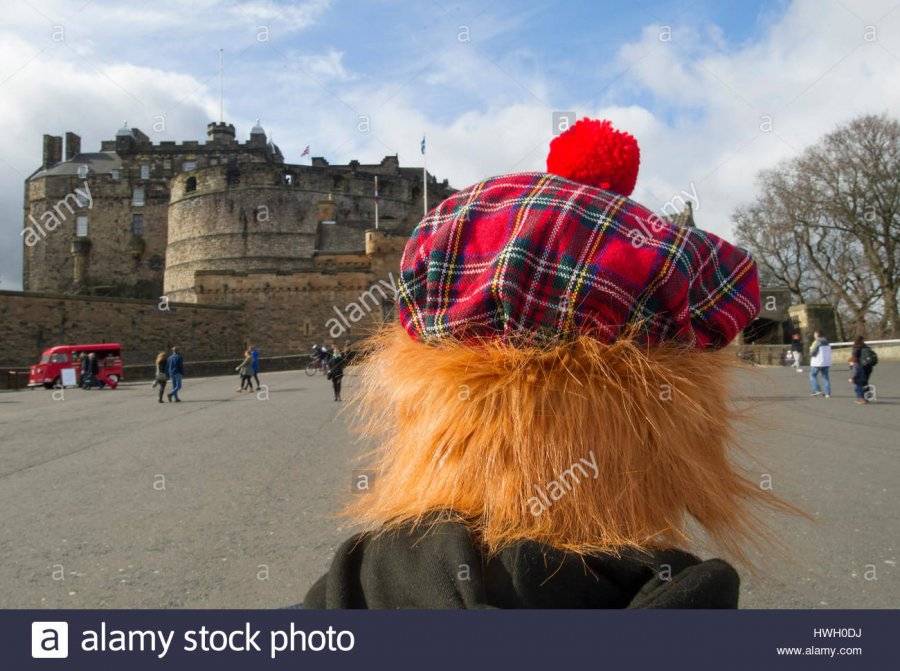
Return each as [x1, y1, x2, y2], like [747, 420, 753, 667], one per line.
[327, 353, 346, 379]
[851, 346, 874, 384]
[304, 521, 739, 609]
[166, 353, 184, 377]
[790, 340, 803, 353]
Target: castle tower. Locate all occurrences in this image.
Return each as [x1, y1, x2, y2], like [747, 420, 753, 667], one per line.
[207, 121, 236, 145]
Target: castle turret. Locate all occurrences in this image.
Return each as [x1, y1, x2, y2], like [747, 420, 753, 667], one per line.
[207, 121, 236, 144]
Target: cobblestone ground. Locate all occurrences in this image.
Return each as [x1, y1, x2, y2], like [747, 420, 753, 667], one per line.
[0, 362, 897, 608]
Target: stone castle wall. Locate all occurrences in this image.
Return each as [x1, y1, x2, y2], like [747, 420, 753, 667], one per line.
[24, 173, 170, 297]
[184, 231, 407, 355]
[0, 290, 245, 368]
[163, 161, 448, 301]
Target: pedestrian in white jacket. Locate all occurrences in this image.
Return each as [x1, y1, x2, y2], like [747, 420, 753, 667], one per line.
[809, 331, 832, 398]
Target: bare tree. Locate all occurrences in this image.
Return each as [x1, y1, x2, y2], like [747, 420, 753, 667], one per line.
[735, 114, 900, 337]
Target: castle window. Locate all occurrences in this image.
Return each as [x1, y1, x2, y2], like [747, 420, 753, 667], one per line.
[131, 214, 144, 236]
[185, 176, 197, 193]
[163, 159, 171, 172]
[110, 169, 120, 180]
[303, 320, 311, 336]
[132, 187, 145, 206]
[76, 216, 88, 237]
[182, 161, 197, 171]
[140, 164, 150, 179]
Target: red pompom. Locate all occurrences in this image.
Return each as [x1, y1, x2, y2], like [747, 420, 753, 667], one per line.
[546, 118, 640, 196]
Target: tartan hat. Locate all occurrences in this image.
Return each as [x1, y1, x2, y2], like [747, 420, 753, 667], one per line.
[397, 123, 760, 349]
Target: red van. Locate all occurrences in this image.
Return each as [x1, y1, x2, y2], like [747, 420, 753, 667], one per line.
[29, 343, 124, 389]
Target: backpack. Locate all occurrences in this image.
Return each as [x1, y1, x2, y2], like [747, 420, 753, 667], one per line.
[860, 346, 878, 368]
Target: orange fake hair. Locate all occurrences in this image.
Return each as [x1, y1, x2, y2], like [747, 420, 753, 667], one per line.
[344, 324, 796, 563]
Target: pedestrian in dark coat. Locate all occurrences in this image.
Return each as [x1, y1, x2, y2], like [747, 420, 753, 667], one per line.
[81, 353, 99, 389]
[326, 349, 346, 401]
[849, 336, 877, 404]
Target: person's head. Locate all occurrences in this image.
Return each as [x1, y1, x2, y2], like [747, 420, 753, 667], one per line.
[171, 345, 179, 353]
[813, 331, 821, 339]
[853, 335, 865, 348]
[343, 117, 795, 566]
[792, 333, 800, 341]
[156, 351, 167, 364]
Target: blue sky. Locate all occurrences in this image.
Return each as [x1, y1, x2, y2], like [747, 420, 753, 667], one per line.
[1, 0, 897, 288]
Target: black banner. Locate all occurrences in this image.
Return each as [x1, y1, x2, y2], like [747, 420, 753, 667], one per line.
[10, 610, 897, 669]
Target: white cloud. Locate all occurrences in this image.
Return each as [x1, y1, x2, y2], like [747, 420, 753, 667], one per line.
[609, 0, 900, 238]
[227, 0, 333, 31]
[294, 49, 354, 82]
[0, 34, 218, 289]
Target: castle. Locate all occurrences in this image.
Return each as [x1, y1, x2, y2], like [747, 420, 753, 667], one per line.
[11, 121, 454, 362]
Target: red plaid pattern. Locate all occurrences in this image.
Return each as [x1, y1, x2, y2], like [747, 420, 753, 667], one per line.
[398, 172, 760, 348]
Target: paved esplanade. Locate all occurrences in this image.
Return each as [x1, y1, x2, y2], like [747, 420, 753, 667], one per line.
[0, 363, 897, 608]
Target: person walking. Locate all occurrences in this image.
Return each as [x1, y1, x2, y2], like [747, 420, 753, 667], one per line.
[153, 351, 168, 403]
[81, 352, 99, 389]
[250, 344, 261, 390]
[236, 349, 254, 392]
[808, 331, 832, 398]
[326, 348, 346, 402]
[789, 332, 803, 372]
[79, 352, 92, 389]
[166, 345, 184, 402]
[849, 336, 878, 405]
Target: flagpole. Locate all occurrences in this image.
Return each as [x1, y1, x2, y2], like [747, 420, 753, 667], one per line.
[422, 145, 428, 217]
[218, 48, 224, 122]
[374, 175, 380, 230]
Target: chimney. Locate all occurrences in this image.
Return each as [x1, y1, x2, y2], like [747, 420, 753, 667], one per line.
[64, 132, 81, 161]
[42, 134, 63, 169]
